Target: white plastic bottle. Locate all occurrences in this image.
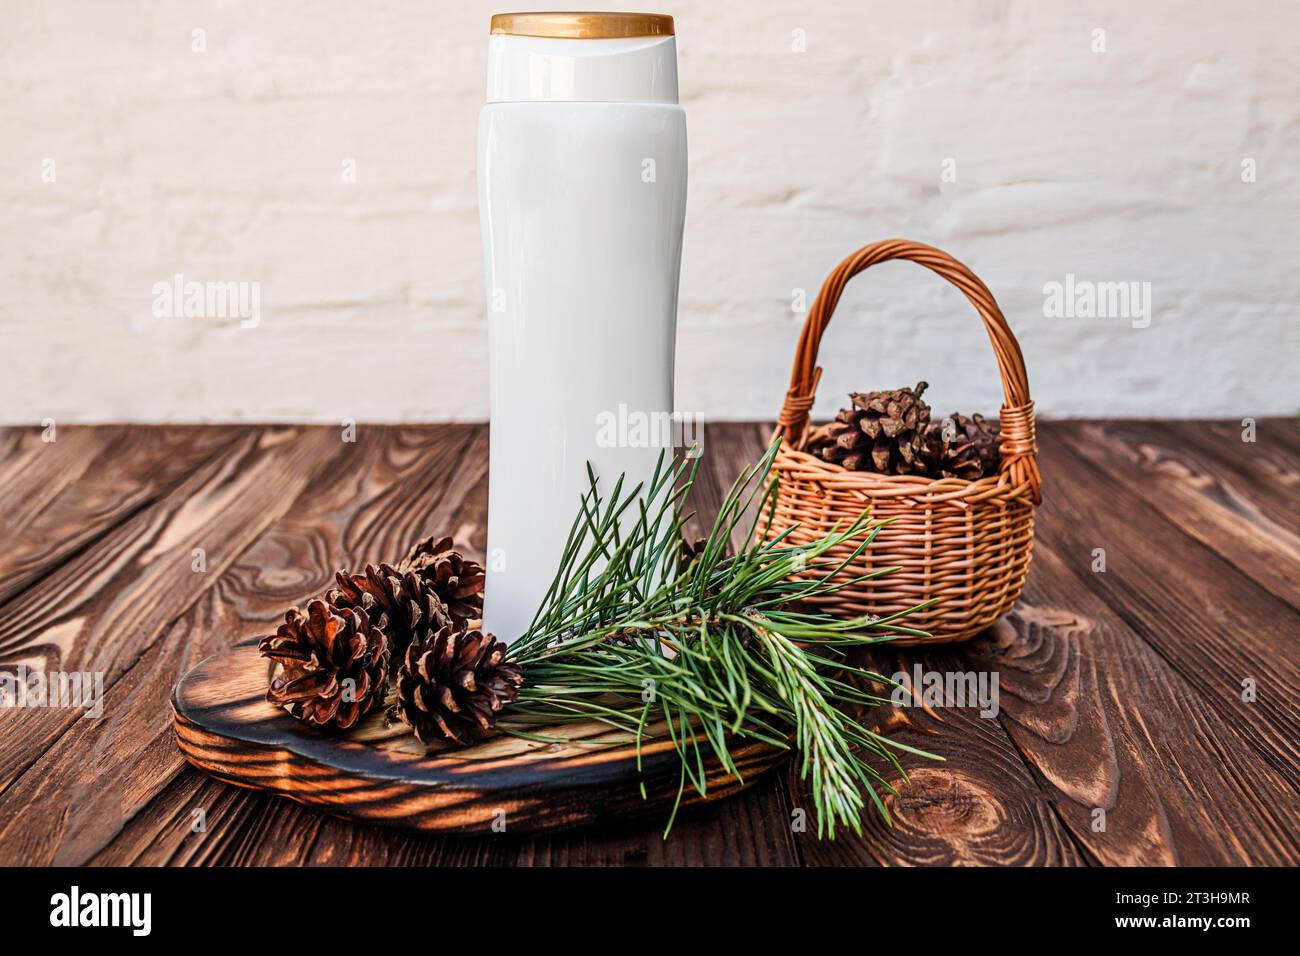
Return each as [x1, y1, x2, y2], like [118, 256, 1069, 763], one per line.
[478, 13, 688, 643]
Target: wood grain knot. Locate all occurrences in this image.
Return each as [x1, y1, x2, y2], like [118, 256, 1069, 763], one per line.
[889, 768, 1003, 835]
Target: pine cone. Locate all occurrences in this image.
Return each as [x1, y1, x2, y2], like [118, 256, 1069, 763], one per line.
[259, 600, 389, 730]
[808, 382, 931, 475]
[399, 536, 486, 628]
[923, 413, 1001, 480]
[396, 625, 523, 746]
[678, 536, 708, 574]
[960, 413, 1002, 475]
[328, 563, 451, 658]
[921, 420, 983, 480]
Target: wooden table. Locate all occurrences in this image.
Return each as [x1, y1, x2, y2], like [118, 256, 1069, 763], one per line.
[0, 421, 1296, 866]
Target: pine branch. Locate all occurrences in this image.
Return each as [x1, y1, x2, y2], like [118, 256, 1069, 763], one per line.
[501, 439, 941, 837]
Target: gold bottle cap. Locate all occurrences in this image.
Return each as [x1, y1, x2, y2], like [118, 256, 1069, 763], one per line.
[490, 12, 674, 39]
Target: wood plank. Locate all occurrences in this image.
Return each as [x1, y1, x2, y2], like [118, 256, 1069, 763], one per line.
[720, 423, 1085, 866]
[1162, 420, 1300, 533]
[10, 421, 1294, 867]
[0, 426, 246, 607]
[1238, 416, 1300, 454]
[964, 551, 1300, 865]
[251, 423, 799, 866]
[794, 420, 1300, 866]
[1061, 421, 1299, 609]
[393, 422, 800, 865]
[434, 422, 802, 866]
[324, 423, 803, 866]
[86, 767, 282, 866]
[107, 423, 1077, 866]
[0, 426, 347, 861]
[1, 617, 216, 866]
[0, 428, 19, 460]
[791, 642, 1088, 866]
[57, 426, 478, 868]
[93, 424, 802, 866]
[108, 765, 801, 866]
[0, 427, 112, 533]
[1031, 427, 1300, 783]
[490, 773, 801, 866]
[1, 426, 477, 865]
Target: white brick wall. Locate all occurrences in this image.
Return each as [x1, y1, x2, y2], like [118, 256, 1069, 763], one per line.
[2, 0, 1296, 423]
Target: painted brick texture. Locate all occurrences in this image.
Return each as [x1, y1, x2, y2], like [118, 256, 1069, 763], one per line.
[1, 0, 1296, 422]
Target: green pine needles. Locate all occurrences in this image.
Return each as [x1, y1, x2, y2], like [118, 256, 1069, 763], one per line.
[501, 440, 940, 838]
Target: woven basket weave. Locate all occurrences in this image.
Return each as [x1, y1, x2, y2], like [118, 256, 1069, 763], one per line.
[765, 239, 1042, 645]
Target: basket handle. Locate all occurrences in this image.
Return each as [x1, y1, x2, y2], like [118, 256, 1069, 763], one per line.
[777, 239, 1041, 502]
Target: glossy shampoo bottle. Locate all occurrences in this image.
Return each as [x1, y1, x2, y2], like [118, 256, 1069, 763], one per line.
[478, 13, 688, 642]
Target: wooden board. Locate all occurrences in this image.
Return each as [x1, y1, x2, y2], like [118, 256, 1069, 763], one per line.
[173, 638, 787, 836]
[2, 422, 1297, 866]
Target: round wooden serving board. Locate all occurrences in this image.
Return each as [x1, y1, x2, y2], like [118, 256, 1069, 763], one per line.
[173, 639, 788, 835]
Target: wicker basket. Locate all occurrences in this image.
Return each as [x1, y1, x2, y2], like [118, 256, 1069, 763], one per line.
[765, 239, 1042, 645]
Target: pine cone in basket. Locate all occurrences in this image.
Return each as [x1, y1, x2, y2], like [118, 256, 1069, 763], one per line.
[923, 413, 1001, 480]
[399, 536, 487, 628]
[808, 382, 932, 475]
[678, 536, 709, 574]
[259, 600, 389, 730]
[395, 624, 523, 746]
[328, 563, 452, 659]
[961, 413, 1002, 475]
